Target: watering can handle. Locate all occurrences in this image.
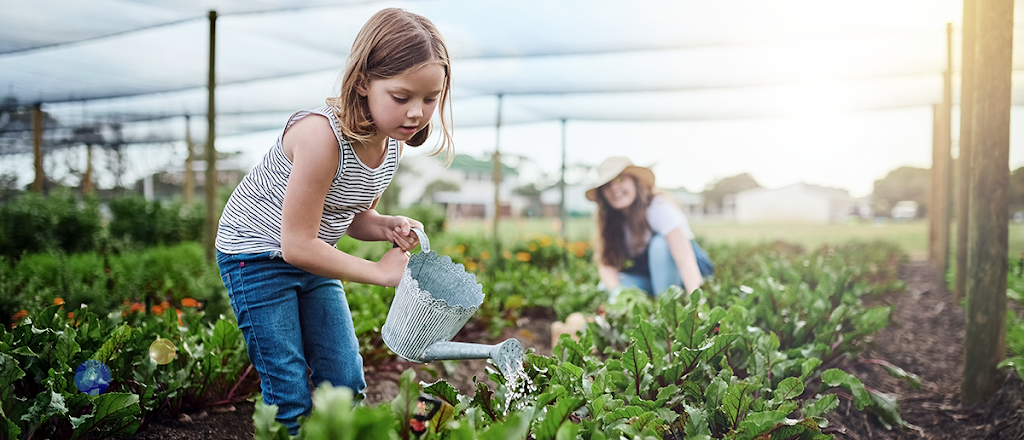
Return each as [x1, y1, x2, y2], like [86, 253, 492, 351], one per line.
[411, 227, 430, 253]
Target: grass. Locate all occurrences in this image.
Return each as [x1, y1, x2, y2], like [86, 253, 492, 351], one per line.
[442, 217, 1024, 262]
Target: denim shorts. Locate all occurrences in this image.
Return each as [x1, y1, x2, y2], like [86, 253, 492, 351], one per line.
[217, 250, 365, 434]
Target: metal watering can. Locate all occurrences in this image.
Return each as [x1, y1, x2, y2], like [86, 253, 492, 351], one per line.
[381, 229, 523, 378]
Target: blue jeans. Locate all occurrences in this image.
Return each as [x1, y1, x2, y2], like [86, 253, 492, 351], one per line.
[615, 235, 714, 298]
[217, 251, 366, 435]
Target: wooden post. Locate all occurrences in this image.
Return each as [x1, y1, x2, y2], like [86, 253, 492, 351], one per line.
[32, 103, 43, 193]
[205, 10, 218, 261]
[956, 2, 977, 301]
[929, 105, 941, 265]
[559, 118, 568, 238]
[184, 115, 195, 205]
[962, 0, 1012, 406]
[492, 94, 503, 244]
[83, 144, 94, 195]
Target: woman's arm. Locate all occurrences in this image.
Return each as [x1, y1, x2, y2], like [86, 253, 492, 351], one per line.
[597, 262, 621, 291]
[278, 116, 409, 286]
[664, 228, 704, 294]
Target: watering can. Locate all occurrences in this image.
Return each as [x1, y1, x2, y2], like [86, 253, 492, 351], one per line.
[381, 228, 523, 378]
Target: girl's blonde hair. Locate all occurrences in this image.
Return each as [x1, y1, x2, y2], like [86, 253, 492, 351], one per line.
[326, 8, 454, 164]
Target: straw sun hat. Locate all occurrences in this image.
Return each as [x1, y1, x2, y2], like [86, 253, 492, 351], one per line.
[585, 156, 655, 202]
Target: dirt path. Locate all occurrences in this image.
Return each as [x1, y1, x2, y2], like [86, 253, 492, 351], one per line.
[826, 261, 1024, 440]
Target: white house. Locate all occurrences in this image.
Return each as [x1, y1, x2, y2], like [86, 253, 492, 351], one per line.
[395, 153, 523, 219]
[734, 182, 857, 224]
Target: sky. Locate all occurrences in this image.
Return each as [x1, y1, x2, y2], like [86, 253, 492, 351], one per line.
[2, 0, 1024, 198]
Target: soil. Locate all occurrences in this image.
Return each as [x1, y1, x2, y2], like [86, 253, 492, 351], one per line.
[113, 261, 1024, 440]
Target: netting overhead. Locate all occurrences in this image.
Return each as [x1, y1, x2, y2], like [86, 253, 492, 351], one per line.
[1, 0, 1022, 152]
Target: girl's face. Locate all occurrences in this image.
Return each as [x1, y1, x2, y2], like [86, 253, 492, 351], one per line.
[361, 63, 445, 144]
[600, 174, 637, 211]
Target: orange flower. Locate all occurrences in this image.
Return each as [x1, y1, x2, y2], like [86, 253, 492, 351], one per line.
[151, 305, 165, 315]
[176, 309, 184, 326]
[465, 261, 478, 271]
[502, 250, 512, 259]
[180, 298, 198, 308]
[160, 301, 170, 309]
[516, 252, 531, 262]
[11, 310, 28, 322]
[67, 312, 74, 319]
[129, 302, 145, 313]
[53, 298, 64, 306]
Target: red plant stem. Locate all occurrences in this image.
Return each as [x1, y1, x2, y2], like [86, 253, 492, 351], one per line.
[211, 364, 253, 405]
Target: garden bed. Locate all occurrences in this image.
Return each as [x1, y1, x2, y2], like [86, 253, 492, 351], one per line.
[113, 261, 1024, 440]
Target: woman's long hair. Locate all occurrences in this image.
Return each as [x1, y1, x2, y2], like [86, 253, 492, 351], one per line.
[594, 174, 655, 269]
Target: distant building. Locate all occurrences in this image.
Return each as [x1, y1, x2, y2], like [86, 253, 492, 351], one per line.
[734, 182, 858, 224]
[396, 153, 522, 219]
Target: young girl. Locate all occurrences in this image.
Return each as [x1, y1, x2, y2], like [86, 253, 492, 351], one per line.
[587, 156, 714, 301]
[214, 8, 453, 434]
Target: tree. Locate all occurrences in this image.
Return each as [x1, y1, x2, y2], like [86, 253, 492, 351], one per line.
[871, 166, 930, 217]
[421, 179, 460, 205]
[702, 173, 760, 213]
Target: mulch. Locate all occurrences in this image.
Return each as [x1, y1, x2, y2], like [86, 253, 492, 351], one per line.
[113, 261, 1024, 440]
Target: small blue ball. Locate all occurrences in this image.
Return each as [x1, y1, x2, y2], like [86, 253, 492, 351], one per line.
[75, 360, 111, 395]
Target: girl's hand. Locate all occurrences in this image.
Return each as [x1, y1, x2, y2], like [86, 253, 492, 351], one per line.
[377, 247, 411, 286]
[386, 215, 424, 252]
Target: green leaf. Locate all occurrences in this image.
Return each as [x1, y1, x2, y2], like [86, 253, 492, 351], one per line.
[91, 324, 132, 364]
[820, 368, 870, 410]
[629, 321, 666, 365]
[0, 352, 25, 408]
[70, 392, 140, 439]
[800, 357, 823, 381]
[866, 389, 908, 431]
[252, 396, 290, 440]
[722, 381, 756, 431]
[21, 390, 67, 431]
[622, 343, 650, 391]
[210, 318, 242, 351]
[603, 405, 645, 424]
[872, 360, 922, 390]
[423, 379, 461, 407]
[774, 377, 804, 402]
[536, 397, 584, 440]
[54, 325, 81, 370]
[469, 382, 498, 422]
[391, 368, 421, 436]
[802, 394, 839, 418]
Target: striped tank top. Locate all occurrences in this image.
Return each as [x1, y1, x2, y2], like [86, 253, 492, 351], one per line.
[215, 105, 400, 255]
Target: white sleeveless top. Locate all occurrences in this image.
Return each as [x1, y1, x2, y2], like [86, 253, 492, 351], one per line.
[215, 105, 400, 255]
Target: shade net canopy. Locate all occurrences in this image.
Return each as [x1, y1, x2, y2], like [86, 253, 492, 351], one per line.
[1, 0, 1021, 155]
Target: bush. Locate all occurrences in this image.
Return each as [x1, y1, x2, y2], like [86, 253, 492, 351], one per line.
[0, 189, 102, 258]
[107, 196, 204, 248]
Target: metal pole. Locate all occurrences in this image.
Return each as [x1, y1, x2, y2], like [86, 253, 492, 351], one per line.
[205, 10, 218, 261]
[32, 103, 43, 193]
[184, 115, 194, 205]
[559, 118, 567, 239]
[492, 94, 503, 244]
[962, 0, 1012, 406]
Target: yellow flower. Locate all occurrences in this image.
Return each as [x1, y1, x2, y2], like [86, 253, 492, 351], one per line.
[516, 252, 531, 262]
[480, 251, 491, 260]
[455, 244, 466, 254]
[465, 261, 478, 271]
[528, 243, 537, 252]
[502, 250, 512, 259]
[540, 237, 552, 247]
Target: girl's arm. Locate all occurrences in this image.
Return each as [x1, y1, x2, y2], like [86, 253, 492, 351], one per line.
[664, 228, 703, 293]
[347, 203, 423, 251]
[279, 116, 409, 286]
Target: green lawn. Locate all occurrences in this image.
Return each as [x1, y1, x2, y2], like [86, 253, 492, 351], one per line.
[442, 217, 1024, 262]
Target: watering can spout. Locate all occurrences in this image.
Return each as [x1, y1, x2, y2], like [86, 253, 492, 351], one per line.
[422, 338, 523, 378]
